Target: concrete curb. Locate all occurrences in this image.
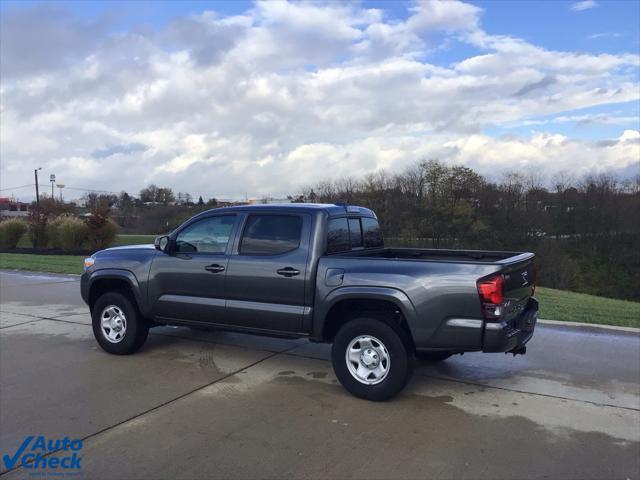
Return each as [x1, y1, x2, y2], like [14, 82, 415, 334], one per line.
[539, 318, 640, 334]
[0, 269, 80, 279]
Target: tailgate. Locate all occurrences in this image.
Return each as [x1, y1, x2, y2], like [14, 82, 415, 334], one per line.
[499, 253, 536, 321]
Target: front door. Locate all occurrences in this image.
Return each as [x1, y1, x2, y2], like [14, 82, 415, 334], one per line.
[224, 213, 310, 333]
[148, 214, 239, 324]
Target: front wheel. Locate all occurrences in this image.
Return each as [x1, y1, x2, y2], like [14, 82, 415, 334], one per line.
[332, 316, 413, 401]
[92, 291, 149, 355]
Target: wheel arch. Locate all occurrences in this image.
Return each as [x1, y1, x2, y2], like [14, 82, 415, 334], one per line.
[87, 269, 146, 316]
[315, 287, 417, 346]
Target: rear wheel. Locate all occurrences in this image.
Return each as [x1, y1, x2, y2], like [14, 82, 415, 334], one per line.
[92, 291, 149, 355]
[415, 351, 452, 363]
[332, 315, 412, 401]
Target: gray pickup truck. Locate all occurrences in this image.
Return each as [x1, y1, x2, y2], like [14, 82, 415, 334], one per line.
[81, 203, 538, 400]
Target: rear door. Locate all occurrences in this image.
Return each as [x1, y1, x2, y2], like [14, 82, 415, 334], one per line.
[224, 213, 311, 333]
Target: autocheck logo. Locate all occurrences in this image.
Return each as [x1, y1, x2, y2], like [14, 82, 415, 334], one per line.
[2, 435, 83, 472]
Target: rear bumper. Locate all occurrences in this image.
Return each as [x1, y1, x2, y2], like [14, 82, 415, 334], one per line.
[482, 297, 538, 353]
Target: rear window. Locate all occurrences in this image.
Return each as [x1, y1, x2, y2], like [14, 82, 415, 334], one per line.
[362, 217, 383, 248]
[326, 216, 383, 253]
[240, 215, 302, 255]
[326, 217, 350, 254]
[348, 218, 363, 248]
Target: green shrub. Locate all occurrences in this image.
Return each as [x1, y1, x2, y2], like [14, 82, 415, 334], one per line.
[87, 218, 119, 250]
[0, 218, 28, 248]
[46, 217, 65, 249]
[57, 218, 89, 251]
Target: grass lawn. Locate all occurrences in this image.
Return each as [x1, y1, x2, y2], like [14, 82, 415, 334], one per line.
[536, 287, 639, 328]
[0, 253, 85, 275]
[113, 234, 156, 246]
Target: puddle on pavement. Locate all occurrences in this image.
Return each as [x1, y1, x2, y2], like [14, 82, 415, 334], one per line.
[178, 371, 640, 480]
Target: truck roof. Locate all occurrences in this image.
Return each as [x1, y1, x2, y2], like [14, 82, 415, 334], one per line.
[196, 203, 376, 218]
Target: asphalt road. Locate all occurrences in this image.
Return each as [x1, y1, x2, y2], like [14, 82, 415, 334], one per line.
[1, 270, 639, 479]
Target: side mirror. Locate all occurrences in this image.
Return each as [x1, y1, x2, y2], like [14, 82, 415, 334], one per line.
[154, 235, 170, 252]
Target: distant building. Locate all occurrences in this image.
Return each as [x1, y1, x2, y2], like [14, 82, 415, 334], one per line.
[0, 197, 29, 218]
[247, 197, 293, 205]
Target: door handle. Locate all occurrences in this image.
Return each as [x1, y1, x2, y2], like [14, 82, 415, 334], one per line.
[276, 267, 300, 277]
[205, 264, 225, 273]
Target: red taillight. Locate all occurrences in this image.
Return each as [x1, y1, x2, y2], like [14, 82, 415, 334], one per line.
[477, 274, 504, 305]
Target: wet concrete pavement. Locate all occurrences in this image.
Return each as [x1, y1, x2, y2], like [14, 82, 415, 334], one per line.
[1, 270, 639, 479]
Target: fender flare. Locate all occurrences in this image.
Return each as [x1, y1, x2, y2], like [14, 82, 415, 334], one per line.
[86, 269, 148, 316]
[313, 286, 417, 339]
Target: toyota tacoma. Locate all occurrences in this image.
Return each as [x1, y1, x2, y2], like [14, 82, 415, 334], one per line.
[81, 203, 538, 401]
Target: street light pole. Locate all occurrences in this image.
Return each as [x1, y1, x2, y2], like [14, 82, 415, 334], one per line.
[34, 168, 42, 208]
[56, 184, 65, 203]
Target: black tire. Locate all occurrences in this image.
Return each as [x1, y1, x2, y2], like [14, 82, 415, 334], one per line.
[332, 315, 413, 401]
[92, 291, 149, 355]
[415, 351, 452, 363]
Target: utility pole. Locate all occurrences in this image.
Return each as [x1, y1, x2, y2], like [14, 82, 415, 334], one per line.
[33, 167, 42, 249]
[50, 174, 56, 201]
[34, 167, 42, 208]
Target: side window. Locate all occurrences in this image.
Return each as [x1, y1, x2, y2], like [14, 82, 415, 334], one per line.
[362, 217, 384, 248]
[348, 218, 363, 248]
[175, 216, 236, 254]
[326, 217, 350, 254]
[240, 215, 302, 255]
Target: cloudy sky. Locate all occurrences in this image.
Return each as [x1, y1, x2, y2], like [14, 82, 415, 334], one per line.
[1, 0, 639, 201]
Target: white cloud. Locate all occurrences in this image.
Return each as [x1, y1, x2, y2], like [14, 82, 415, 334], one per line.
[571, 1, 598, 12]
[588, 32, 624, 40]
[0, 0, 638, 201]
[442, 130, 639, 174]
[406, 0, 482, 34]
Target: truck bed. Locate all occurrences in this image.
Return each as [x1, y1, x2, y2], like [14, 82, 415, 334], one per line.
[332, 247, 530, 264]
[318, 245, 536, 353]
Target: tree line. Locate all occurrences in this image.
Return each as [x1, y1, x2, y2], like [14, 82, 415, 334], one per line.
[82, 185, 218, 210]
[302, 160, 640, 302]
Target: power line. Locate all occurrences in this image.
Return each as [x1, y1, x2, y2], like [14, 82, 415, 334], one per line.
[0, 183, 300, 201]
[0, 183, 36, 192]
